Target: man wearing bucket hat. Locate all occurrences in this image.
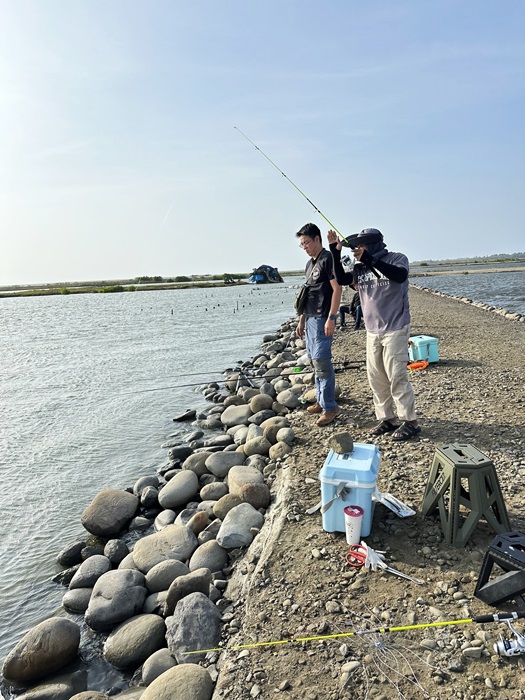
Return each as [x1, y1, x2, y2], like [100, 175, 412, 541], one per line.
[327, 228, 420, 441]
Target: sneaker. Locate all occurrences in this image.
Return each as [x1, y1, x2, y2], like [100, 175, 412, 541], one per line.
[306, 402, 322, 414]
[316, 406, 342, 426]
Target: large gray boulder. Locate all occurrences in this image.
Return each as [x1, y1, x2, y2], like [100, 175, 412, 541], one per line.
[81, 489, 139, 537]
[216, 502, 264, 549]
[220, 405, 252, 427]
[205, 451, 244, 478]
[188, 540, 228, 573]
[85, 569, 146, 631]
[69, 555, 112, 589]
[243, 436, 272, 457]
[103, 614, 166, 670]
[227, 465, 265, 495]
[165, 593, 221, 663]
[141, 664, 213, 700]
[158, 471, 199, 510]
[62, 587, 93, 613]
[141, 649, 177, 686]
[145, 559, 190, 593]
[2, 618, 80, 683]
[132, 525, 198, 573]
[249, 393, 274, 413]
[164, 568, 212, 616]
[182, 452, 212, 477]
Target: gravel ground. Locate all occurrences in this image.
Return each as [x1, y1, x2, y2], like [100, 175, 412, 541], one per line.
[211, 286, 525, 700]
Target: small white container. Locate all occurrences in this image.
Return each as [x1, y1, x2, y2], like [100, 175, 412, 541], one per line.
[344, 505, 364, 545]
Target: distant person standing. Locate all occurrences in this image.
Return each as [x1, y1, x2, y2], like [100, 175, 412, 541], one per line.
[339, 286, 363, 330]
[327, 228, 420, 441]
[296, 223, 342, 427]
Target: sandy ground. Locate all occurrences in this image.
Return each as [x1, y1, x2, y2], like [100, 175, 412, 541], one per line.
[211, 287, 525, 700]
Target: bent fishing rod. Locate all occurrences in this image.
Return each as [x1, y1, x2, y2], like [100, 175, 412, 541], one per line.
[234, 127, 348, 244]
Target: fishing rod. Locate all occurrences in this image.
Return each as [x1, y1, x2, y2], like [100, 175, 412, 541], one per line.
[185, 611, 525, 656]
[234, 127, 348, 244]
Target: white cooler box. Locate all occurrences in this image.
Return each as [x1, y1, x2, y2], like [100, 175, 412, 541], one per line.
[319, 443, 381, 537]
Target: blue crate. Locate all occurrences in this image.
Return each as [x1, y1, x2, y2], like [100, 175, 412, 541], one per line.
[319, 443, 381, 537]
[408, 335, 439, 363]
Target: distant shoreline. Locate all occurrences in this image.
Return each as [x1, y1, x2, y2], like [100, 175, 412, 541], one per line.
[1, 263, 524, 299]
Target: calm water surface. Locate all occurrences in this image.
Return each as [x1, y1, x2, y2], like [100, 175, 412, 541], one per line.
[0, 281, 301, 665]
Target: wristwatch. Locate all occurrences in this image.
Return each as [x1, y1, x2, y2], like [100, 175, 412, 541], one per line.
[329, 314, 337, 321]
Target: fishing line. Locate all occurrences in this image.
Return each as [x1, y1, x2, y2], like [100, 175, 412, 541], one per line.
[234, 127, 348, 243]
[185, 611, 525, 655]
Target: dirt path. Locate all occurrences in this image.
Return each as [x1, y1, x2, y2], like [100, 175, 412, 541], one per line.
[211, 287, 525, 700]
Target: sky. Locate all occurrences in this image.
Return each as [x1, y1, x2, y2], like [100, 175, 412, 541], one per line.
[0, 0, 524, 285]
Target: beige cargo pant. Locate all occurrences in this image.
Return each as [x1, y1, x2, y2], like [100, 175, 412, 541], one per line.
[366, 324, 417, 422]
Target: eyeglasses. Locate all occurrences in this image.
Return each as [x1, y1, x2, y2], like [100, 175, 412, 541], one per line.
[299, 239, 313, 249]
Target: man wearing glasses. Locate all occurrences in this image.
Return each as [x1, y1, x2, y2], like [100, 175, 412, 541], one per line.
[296, 223, 342, 426]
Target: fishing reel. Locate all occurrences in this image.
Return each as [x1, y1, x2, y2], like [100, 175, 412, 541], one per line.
[494, 619, 525, 657]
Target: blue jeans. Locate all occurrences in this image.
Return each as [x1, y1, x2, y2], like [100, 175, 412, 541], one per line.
[305, 316, 337, 412]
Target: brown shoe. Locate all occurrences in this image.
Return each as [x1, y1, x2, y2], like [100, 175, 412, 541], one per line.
[306, 402, 323, 414]
[316, 406, 342, 427]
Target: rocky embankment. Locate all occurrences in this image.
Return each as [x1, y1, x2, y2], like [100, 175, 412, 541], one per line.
[1, 286, 524, 700]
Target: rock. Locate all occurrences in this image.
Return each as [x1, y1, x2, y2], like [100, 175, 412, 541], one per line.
[329, 432, 354, 454]
[268, 441, 292, 460]
[154, 510, 177, 531]
[118, 552, 139, 570]
[239, 482, 271, 510]
[200, 481, 228, 501]
[213, 493, 242, 520]
[57, 541, 86, 567]
[220, 404, 253, 427]
[243, 436, 272, 456]
[85, 569, 147, 631]
[164, 568, 212, 616]
[227, 465, 264, 495]
[276, 389, 301, 408]
[249, 394, 274, 413]
[140, 486, 159, 509]
[2, 618, 80, 682]
[141, 648, 177, 686]
[167, 445, 193, 461]
[248, 409, 276, 425]
[133, 475, 159, 496]
[246, 424, 264, 441]
[70, 693, 110, 700]
[186, 511, 209, 535]
[141, 663, 213, 700]
[69, 555, 112, 589]
[205, 451, 245, 478]
[188, 540, 229, 573]
[62, 588, 93, 613]
[143, 590, 167, 614]
[232, 425, 249, 446]
[166, 593, 222, 663]
[103, 614, 167, 670]
[182, 452, 212, 477]
[104, 539, 130, 566]
[276, 427, 295, 444]
[173, 409, 197, 421]
[132, 525, 198, 573]
[216, 503, 264, 549]
[158, 471, 199, 509]
[81, 489, 139, 537]
[145, 559, 190, 593]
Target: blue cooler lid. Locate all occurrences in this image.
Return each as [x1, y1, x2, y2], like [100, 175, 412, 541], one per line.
[320, 443, 380, 486]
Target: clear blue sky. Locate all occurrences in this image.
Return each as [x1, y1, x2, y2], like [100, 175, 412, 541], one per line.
[1, 0, 524, 285]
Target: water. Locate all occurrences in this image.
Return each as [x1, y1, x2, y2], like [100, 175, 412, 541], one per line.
[0, 280, 302, 665]
[410, 268, 525, 315]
